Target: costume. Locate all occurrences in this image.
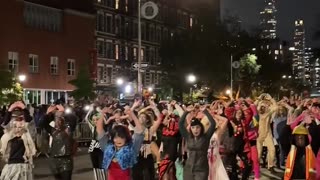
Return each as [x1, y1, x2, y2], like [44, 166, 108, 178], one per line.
[0, 118, 36, 180]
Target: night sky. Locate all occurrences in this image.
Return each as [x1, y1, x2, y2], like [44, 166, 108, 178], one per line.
[221, 0, 320, 48]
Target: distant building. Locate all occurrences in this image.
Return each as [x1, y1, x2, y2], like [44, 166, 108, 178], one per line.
[292, 19, 307, 84]
[260, 0, 277, 39]
[0, 0, 95, 104]
[94, 0, 197, 92]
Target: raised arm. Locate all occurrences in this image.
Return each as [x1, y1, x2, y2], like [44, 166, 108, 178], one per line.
[201, 107, 216, 138]
[179, 107, 193, 138]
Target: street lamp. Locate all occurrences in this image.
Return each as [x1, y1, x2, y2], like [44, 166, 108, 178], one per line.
[282, 75, 287, 79]
[226, 89, 231, 95]
[18, 74, 26, 82]
[187, 74, 196, 83]
[148, 87, 153, 92]
[186, 74, 196, 100]
[125, 84, 132, 94]
[116, 78, 124, 86]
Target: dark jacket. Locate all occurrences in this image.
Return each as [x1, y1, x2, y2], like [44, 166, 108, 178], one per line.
[179, 109, 216, 179]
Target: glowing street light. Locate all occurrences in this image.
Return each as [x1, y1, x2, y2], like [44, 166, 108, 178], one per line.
[187, 74, 196, 83]
[65, 107, 72, 114]
[148, 87, 153, 92]
[282, 75, 287, 79]
[116, 78, 124, 86]
[18, 74, 26, 82]
[84, 105, 90, 111]
[125, 85, 132, 94]
[226, 89, 231, 95]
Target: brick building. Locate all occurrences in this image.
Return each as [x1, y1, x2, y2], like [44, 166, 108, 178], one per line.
[0, 0, 95, 104]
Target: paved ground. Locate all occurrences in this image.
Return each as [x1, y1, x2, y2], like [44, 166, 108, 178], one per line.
[33, 148, 284, 180]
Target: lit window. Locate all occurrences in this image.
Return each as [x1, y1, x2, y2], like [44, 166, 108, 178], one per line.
[133, 47, 137, 61]
[50, 56, 59, 75]
[67, 59, 75, 76]
[115, 44, 119, 60]
[115, 0, 119, 9]
[125, 0, 128, 12]
[189, 17, 193, 28]
[29, 54, 39, 73]
[125, 46, 128, 60]
[275, 50, 279, 55]
[141, 49, 145, 61]
[8, 52, 19, 72]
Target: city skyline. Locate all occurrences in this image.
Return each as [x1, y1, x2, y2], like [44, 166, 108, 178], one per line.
[221, 0, 320, 48]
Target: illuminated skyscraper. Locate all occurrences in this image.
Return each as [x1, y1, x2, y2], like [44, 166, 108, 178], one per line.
[292, 19, 306, 83]
[260, 0, 277, 39]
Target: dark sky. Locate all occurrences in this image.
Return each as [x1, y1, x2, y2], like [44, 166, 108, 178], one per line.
[221, 0, 320, 48]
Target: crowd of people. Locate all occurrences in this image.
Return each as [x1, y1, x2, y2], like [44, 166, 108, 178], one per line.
[0, 92, 319, 180]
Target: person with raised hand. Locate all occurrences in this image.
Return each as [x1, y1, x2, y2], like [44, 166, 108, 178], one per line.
[40, 105, 75, 180]
[179, 105, 216, 180]
[96, 100, 144, 180]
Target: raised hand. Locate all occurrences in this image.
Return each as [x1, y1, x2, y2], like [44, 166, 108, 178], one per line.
[47, 105, 57, 114]
[56, 105, 65, 112]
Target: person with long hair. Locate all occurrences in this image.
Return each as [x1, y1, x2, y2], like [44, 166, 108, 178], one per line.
[179, 105, 216, 180]
[0, 102, 36, 180]
[85, 105, 106, 180]
[96, 102, 144, 180]
[132, 99, 162, 180]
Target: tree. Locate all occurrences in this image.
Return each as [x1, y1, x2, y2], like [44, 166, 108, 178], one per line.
[0, 70, 23, 105]
[68, 67, 96, 102]
[234, 54, 261, 96]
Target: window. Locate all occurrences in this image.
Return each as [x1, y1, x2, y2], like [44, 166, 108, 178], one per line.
[67, 59, 75, 76]
[29, 54, 39, 73]
[97, 10, 105, 31]
[115, 44, 119, 60]
[125, 0, 128, 12]
[141, 49, 145, 61]
[125, 46, 128, 60]
[96, 38, 105, 57]
[8, 52, 19, 72]
[106, 14, 113, 33]
[106, 41, 114, 59]
[24, 2, 62, 32]
[115, 0, 119, 9]
[133, 47, 137, 61]
[50, 56, 59, 75]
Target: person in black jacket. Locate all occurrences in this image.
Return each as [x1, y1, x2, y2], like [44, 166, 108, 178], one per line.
[179, 105, 216, 180]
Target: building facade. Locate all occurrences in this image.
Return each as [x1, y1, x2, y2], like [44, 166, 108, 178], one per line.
[292, 19, 307, 83]
[260, 0, 277, 39]
[0, 0, 95, 104]
[94, 0, 195, 92]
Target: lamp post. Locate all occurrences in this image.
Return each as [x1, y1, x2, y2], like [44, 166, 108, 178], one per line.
[137, 0, 142, 94]
[18, 74, 26, 82]
[187, 74, 196, 100]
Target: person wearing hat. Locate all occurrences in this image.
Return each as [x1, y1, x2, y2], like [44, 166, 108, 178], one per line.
[0, 102, 36, 180]
[284, 125, 316, 180]
[179, 105, 216, 180]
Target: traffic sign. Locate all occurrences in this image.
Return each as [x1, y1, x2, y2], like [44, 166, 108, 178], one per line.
[232, 61, 240, 69]
[132, 63, 148, 69]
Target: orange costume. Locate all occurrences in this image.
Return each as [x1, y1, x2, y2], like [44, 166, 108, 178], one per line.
[284, 126, 316, 180]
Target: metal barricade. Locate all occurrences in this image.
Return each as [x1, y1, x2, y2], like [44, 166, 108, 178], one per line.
[75, 122, 92, 147]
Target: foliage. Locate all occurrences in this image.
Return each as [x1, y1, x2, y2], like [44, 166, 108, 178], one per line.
[234, 54, 261, 96]
[68, 67, 96, 102]
[0, 70, 23, 105]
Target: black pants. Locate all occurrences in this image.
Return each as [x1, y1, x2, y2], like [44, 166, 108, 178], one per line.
[224, 151, 252, 180]
[132, 154, 155, 180]
[54, 170, 72, 180]
[90, 148, 104, 169]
